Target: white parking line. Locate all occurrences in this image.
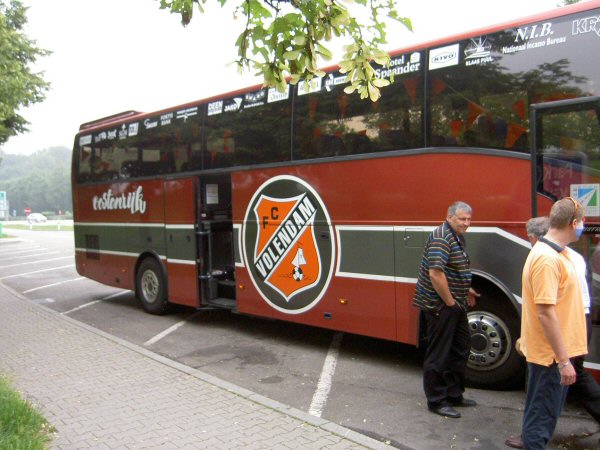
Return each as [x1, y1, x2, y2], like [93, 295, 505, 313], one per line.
[8, 251, 60, 260]
[0, 255, 73, 270]
[62, 299, 102, 314]
[308, 332, 344, 418]
[144, 311, 202, 346]
[23, 277, 86, 293]
[0, 264, 75, 280]
[61, 290, 130, 315]
[0, 247, 46, 256]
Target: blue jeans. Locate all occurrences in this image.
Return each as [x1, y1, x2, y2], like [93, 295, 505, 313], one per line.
[522, 362, 568, 449]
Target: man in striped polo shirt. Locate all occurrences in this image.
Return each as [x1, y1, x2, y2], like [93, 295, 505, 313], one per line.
[413, 201, 480, 418]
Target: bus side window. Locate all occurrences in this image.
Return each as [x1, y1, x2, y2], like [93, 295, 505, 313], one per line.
[343, 133, 372, 155]
[77, 145, 93, 182]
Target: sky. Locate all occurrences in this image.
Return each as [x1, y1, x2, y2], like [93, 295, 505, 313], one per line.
[1, 0, 568, 156]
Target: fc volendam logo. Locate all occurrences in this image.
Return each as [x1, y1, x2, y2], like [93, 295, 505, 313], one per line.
[242, 175, 335, 314]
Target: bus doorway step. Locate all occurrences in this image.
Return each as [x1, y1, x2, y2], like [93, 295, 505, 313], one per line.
[217, 279, 236, 298]
[204, 297, 237, 310]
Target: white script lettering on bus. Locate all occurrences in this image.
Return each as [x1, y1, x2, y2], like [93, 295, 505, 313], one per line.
[375, 53, 421, 79]
[92, 186, 147, 215]
[572, 15, 600, 36]
[515, 22, 554, 42]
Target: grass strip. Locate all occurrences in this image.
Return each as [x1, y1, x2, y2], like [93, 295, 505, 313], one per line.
[1, 224, 73, 232]
[0, 375, 54, 449]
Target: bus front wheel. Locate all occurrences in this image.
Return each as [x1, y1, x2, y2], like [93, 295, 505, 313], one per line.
[136, 257, 169, 315]
[465, 284, 525, 390]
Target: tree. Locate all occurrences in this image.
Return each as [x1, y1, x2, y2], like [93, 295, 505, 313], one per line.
[158, 0, 411, 101]
[0, 147, 72, 215]
[0, 0, 50, 146]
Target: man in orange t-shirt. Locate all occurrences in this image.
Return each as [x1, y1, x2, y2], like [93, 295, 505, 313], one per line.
[520, 198, 588, 449]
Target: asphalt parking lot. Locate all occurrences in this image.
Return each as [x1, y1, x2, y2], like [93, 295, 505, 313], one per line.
[1, 227, 598, 449]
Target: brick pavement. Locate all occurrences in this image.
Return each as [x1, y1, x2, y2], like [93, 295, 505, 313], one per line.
[0, 281, 390, 449]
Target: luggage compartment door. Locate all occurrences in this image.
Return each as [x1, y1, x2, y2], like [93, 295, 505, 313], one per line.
[164, 177, 200, 307]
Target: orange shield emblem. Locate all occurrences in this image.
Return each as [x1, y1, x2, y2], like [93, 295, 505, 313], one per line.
[242, 175, 335, 314]
[252, 193, 321, 301]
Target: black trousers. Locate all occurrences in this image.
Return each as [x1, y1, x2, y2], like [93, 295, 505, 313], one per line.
[422, 304, 470, 408]
[568, 314, 600, 424]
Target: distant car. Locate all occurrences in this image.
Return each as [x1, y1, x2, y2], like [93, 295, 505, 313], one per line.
[27, 213, 47, 223]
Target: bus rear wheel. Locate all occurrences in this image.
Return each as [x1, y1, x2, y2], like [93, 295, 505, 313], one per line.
[136, 257, 169, 315]
[465, 283, 525, 390]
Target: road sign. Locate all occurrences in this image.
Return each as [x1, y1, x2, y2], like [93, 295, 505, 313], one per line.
[24, 207, 31, 215]
[0, 191, 6, 211]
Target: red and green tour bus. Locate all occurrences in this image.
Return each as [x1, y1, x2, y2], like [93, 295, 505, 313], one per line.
[72, 1, 600, 388]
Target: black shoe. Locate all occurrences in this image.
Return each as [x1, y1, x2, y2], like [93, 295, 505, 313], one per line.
[504, 434, 524, 449]
[429, 405, 461, 418]
[449, 397, 477, 407]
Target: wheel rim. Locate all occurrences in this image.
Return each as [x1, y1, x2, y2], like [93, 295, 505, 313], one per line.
[140, 269, 159, 304]
[467, 310, 512, 372]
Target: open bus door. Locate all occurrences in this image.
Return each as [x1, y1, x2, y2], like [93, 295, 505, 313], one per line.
[196, 174, 237, 310]
[530, 96, 600, 379]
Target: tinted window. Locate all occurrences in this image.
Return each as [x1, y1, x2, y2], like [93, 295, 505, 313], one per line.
[293, 52, 424, 160]
[427, 10, 600, 151]
[204, 87, 292, 169]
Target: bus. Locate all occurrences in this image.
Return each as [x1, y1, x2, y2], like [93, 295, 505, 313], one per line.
[72, 1, 600, 388]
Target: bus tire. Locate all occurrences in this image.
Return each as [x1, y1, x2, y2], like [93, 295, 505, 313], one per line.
[465, 284, 525, 390]
[136, 257, 169, 315]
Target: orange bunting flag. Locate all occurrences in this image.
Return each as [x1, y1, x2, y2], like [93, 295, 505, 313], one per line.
[512, 99, 526, 120]
[450, 119, 463, 138]
[337, 95, 348, 118]
[308, 97, 318, 121]
[403, 78, 418, 103]
[466, 102, 485, 130]
[505, 122, 527, 148]
[431, 78, 447, 96]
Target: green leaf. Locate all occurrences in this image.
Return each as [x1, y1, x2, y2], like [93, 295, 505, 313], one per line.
[293, 35, 306, 46]
[372, 78, 391, 88]
[316, 43, 332, 60]
[154, 0, 413, 103]
[283, 50, 301, 60]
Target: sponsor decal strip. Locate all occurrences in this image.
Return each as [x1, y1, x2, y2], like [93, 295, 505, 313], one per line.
[335, 225, 396, 280]
[75, 222, 165, 228]
[335, 225, 528, 297]
[335, 271, 397, 282]
[165, 224, 195, 230]
[465, 226, 530, 248]
[76, 222, 194, 230]
[166, 258, 196, 266]
[76, 247, 162, 258]
[234, 224, 244, 267]
[76, 247, 196, 266]
[75, 247, 196, 266]
[391, 225, 530, 249]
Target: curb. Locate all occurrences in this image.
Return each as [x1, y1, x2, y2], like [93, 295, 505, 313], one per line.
[1, 281, 395, 450]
